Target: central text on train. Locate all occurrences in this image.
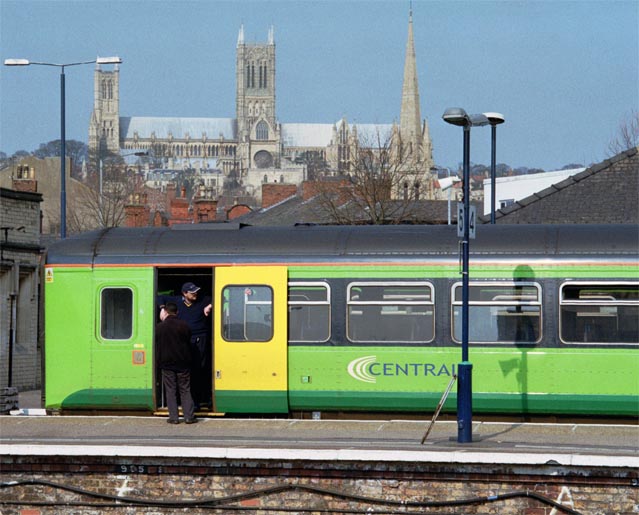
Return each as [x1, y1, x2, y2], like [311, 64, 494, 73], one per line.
[347, 356, 457, 384]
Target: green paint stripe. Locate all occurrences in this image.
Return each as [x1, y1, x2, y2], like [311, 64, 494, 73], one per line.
[59, 389, 153, 410]
[216, 391, 288, 413]
[289, 391, 639, 416]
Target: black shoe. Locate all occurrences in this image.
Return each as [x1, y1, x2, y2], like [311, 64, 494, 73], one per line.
[184, 417, 198, 424]
[167, 419, 179, 424]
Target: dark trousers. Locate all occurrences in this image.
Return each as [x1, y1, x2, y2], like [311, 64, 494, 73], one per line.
[190, 334, 211, 406]
[162, 369, 195, 421]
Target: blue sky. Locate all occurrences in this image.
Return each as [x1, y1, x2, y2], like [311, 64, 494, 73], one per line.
[1, 0, 637, 171]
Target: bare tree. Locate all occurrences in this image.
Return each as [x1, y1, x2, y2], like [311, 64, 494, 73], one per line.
[314, 129, 432, 224]
[608, 110, 639, 156]
[148, 142, 172, 168]
[68, 157, 138, 232]
[294, 150, 329, 181]
[33, 139, 87, 179]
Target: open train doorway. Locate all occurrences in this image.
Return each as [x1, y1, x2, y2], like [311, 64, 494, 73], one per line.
[155, 267, 214, 415]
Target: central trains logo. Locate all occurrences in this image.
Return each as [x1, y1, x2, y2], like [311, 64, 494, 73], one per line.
[347, 356, 457, 384]
[347, 356, 378, 383]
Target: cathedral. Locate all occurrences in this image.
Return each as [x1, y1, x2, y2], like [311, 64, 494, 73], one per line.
[88, 11, 434, 200]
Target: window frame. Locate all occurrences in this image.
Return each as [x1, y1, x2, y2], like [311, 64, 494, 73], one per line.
[288, 281, 331, 343]
[450, 281, 542, 345]
[99, 286, 134, 342]
[221, 284, 274, 343]
[559, 281, 639, 346]
[346, 281, 435, 344]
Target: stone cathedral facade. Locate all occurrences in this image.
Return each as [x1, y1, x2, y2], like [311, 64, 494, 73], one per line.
[88, 11, 434, 199]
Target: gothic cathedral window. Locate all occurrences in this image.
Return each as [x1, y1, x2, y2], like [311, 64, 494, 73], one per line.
[256, 121, 269, 140]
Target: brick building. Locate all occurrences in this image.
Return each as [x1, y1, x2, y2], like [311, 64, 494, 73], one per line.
[0, 156, 97, 236]
[0, 187, 43, 391]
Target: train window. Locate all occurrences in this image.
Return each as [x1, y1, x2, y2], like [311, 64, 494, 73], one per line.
[560, 282, 639, 345]
[222, 285, 273, 342]
[100, 288, 133, 340]
[288, 282, 330, 342]
[347, 282, 434, 343]
[451, 282, 541, 344]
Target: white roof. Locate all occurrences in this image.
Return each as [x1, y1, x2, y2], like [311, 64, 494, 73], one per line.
[281, 121, 393, 148]
[119, 116, 393, 148]
[281, 123, 335, 147]
[120, 117, 237, 140]
[482, 168, 587, 216]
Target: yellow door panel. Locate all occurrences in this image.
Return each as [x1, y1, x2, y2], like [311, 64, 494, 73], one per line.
[214, 266, 288, 399]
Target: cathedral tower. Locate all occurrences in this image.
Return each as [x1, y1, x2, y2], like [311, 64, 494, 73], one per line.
[399, 8, 431, 165]
[399, 9, 421, 156]
[88, 63, 121, 155]
[236, 25, 280, 173]
[397, 9, 434, 197]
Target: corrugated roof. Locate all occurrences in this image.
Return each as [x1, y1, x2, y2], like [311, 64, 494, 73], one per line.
[120, 117, 237, 140]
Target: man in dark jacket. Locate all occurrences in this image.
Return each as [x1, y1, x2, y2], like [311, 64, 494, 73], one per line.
[156, 302, 197, 424]
[157, 282, 212, 409]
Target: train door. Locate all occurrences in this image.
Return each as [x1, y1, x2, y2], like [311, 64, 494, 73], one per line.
[155, 267, 214, 413]
[213, 266, 288, 413]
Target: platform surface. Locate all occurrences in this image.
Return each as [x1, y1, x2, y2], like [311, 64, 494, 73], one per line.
[1, 391, 636, 468]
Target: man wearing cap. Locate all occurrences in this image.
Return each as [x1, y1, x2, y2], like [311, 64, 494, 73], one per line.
[158, 282, 212, 409]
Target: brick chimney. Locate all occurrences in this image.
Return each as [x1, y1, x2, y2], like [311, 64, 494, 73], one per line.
[152, 210, 167, 227]
[262, 183, 298, 208]
[124, 193, 150, 227]
[193, 198, 218, 223]
[166, 183, 177, 202]
[12, 179, 38, 193]
[169, 196, 190, 226]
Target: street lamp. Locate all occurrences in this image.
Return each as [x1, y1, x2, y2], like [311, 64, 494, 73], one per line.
[436, 168, 461, 225]
[4, 56, 122, 239]
[483, 113, 505, 224]
[442, 107, 489, 444]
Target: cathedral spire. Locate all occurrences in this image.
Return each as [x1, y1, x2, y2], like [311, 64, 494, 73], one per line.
[399, 8, 422, 156]
[238, 24, 244, 45]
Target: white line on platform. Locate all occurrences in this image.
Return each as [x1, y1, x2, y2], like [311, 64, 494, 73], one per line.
[0, 444, 635, 469]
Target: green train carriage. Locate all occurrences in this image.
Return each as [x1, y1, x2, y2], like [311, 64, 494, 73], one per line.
[43, 223, 639, 416]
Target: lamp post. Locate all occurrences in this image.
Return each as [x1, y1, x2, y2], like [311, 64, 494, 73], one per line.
[436, 167, 460, 225]
[442, 108, 489, 443]
[4, 56, 122, 239]
[483, 113, 505, 224]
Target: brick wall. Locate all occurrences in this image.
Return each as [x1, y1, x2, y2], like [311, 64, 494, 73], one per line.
[0, 188, 43, 391]
[262, 183, 298, 208]
[1, 455, 635, 514]
[226, 204, 252, 220]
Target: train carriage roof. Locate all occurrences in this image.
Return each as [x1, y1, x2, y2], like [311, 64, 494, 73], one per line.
[45, 223, 639, 266]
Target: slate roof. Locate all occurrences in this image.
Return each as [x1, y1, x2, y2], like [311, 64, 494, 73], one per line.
[482, 147, 639, 224]
[120, 117, 237, 140]
[235, 194, 479, 226]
